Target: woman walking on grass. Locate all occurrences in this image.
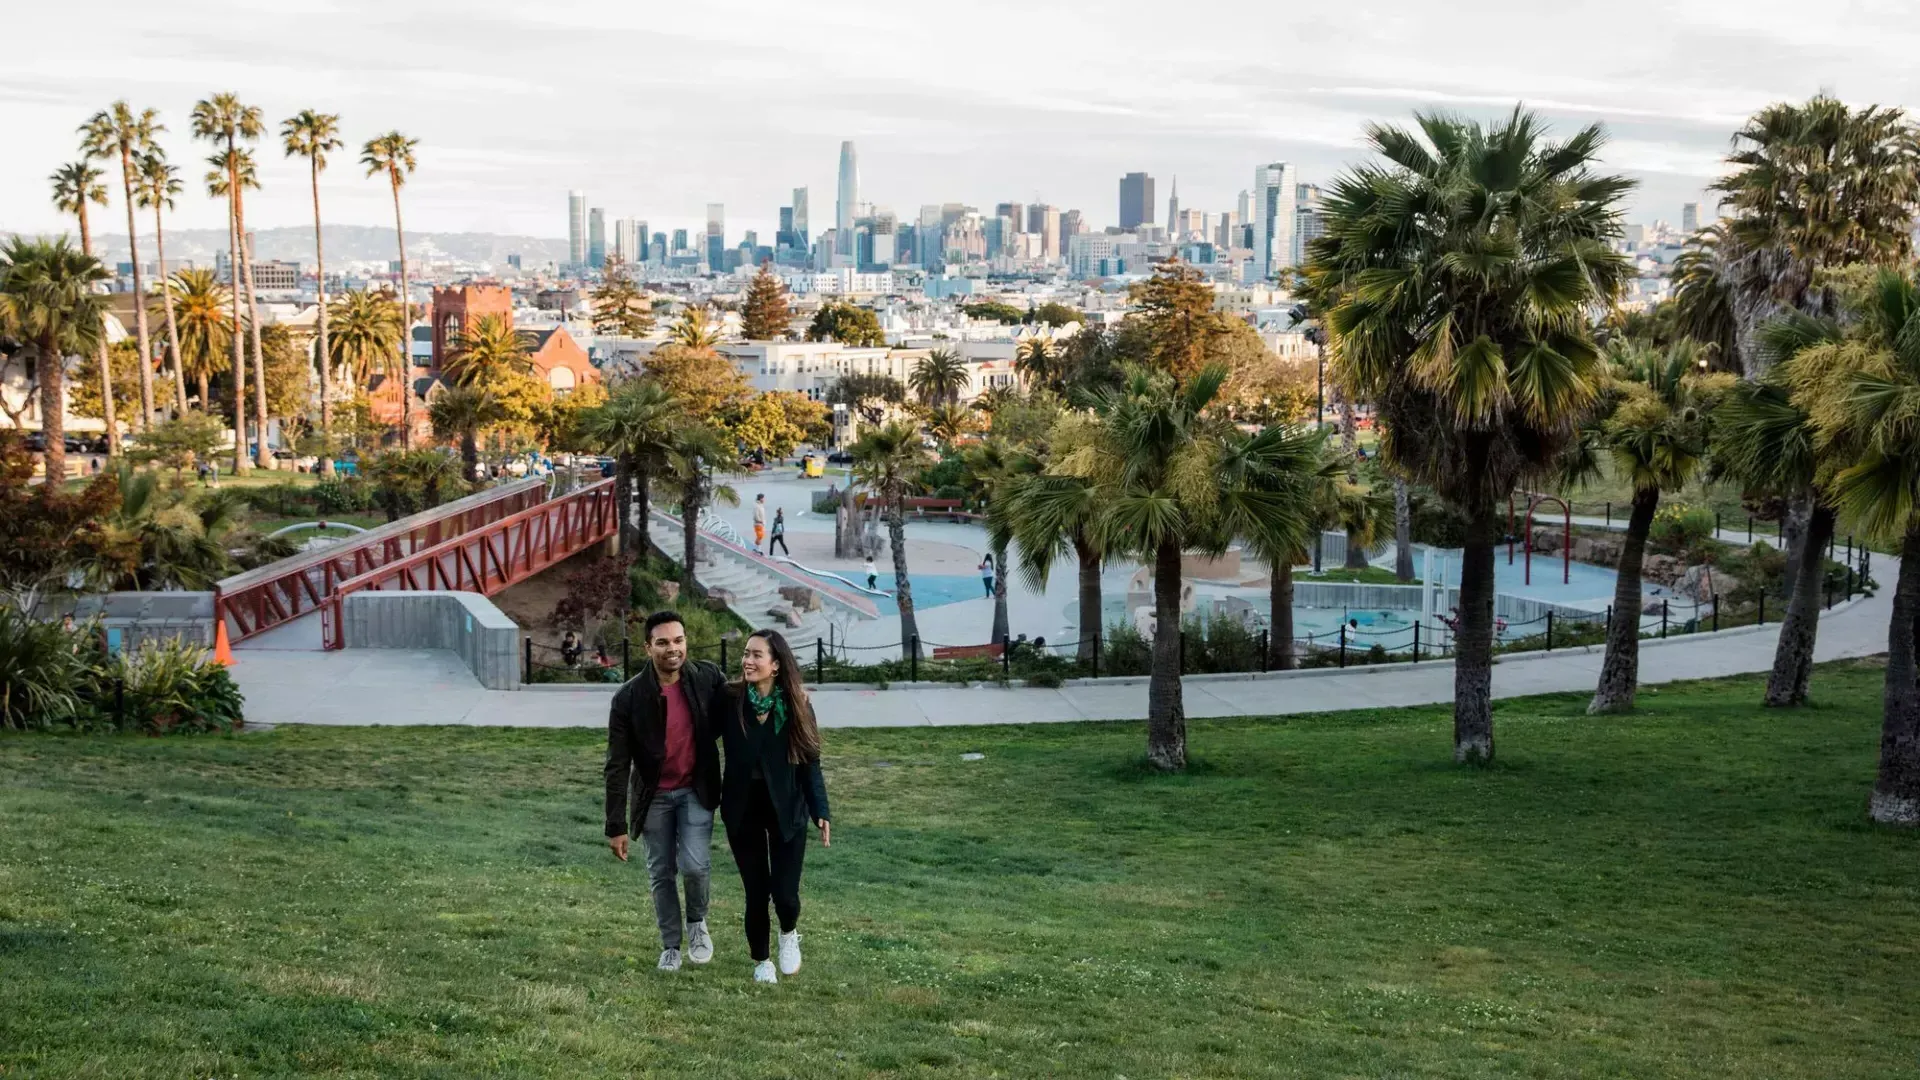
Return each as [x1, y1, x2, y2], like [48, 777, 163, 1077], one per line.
[724, 629, 831, 984]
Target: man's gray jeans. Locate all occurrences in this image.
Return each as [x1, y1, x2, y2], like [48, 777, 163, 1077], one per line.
[641, 787, 712, 950]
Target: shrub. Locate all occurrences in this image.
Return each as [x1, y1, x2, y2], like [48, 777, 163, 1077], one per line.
[1408, 488, 1470, 547]
[0, 610, 244, 734]
[312, 477, 374, 515]
[240, 483, 312, 517]
[1099, 621, 1152, 676]
[0, 606, 93, 728]
[1650, 503, 1715, 552]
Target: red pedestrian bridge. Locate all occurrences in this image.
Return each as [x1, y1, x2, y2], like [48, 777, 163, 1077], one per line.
[214, 476, 619, 650]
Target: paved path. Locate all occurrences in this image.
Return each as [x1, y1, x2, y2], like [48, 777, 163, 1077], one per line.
[230, 553, 1898, 730]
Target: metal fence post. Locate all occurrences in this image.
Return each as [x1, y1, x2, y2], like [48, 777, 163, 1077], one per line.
[523, 636, 532, 682]
[1661, 600, 1669, 639]
[115, 675, 125, 728]
[817, 638, 826, 683]
[1092, 631, 1100, 679]
[1747, 514, 1753, 543]
[1605, 501, 1611, 528]
[1712, 593, 1719, 633]
[1002, 640, 1011, 677]
[719, 637, 729, 672]
[1847, 566, 1855, 600]
[1546, 610, 1554, 651]
[1259, 629, 1269, 673]
[1715, 511, 1722, 539]
[1759, 592, 1766, 626]
[1412, 621, 1421, 663]
[1338, 625, 1347, 668]
[909, 635, 918, 682]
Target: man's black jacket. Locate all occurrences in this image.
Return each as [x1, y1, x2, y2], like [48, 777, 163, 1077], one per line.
[604, 659, 727, 838]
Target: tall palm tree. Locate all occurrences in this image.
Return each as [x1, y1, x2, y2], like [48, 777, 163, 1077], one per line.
[1582, 340, 1729, 713]
[998, 470, 1104, 666]
[80, 101, 160, 428]
[1392, 477, 1414, 581]
[133, 149, 187, 414]
[326, 288, 405, 391]
[961, 438, 1031, 645]
[909, 347, 969, 406]
[443, 314, 533, 389]
[1217, 424, 1338, 671]
[49, 160, 118, 456]
[1014, 335, 1060, 391]
[923, 402, 974, 446]
[0, 237, 110, 483]
[850, 421, 936, 657]
[428, 385, 500, 481]
[282, 109, 343, 474]
[579, 378, 680, 557]
[1307, 106, 1633, 764]
[361, 131, 420, 447]
[1784, 270, 1920, 824]
[164, 269, 233, 412]
[668, 306, 723, 350]
[1332, 478, 1392, 571]
[1712, 316, 1841, 708]
[191, 93, 265, 474]
[663, 423, 738, 587]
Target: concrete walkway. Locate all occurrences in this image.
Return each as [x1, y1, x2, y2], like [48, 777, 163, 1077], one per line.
[229, 553, 1898, 730]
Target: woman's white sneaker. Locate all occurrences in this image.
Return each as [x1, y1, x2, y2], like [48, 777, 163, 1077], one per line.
[686, 921, 713, 965]
[752, 960, 778, 984]
[657, 948, 681, 972]
[777, 930, 802, 976]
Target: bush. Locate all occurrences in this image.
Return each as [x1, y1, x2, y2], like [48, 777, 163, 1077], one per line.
[0, 606, 94, 728]
[312, 477, 374, 515]
[1408, 488, 1470, 547]
[239, 483, 313, 517]
[1099, 621, 1152, 676]
[1650, 503, 1715, 552]
[0, 609, 244, 734]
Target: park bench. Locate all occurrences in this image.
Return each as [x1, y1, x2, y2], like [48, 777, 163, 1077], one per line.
[931, 642, 1004, 661]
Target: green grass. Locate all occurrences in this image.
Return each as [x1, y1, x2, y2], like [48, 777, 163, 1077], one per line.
[3, 663, 1916, 1078]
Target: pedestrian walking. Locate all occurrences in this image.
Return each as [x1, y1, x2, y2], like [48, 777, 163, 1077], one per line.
[768, 509, 789, 557]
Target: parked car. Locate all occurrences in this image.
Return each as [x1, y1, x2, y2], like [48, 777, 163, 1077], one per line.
[826, 449, 853, 465]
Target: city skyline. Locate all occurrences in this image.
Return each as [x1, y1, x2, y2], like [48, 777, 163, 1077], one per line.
[4, 1, 1916, 241]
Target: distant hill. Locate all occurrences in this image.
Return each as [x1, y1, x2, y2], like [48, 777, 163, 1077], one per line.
[70, 225, 569, 268]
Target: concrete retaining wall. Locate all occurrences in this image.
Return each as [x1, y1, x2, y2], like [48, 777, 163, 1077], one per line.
[341, 592, 521, 690]
[57, 592, 217, 652]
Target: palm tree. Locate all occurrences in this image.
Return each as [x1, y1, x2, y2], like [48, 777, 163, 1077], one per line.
[133, 149, 188, 415]
[663, 424, 738, 586]
[910, 348, 969, 406]
[1307, 106, 1633, 764]
[1783, 270, 1920, 824]
[998, 470, 1104, 666]
[282, 109, 343, 474]
[1712, 317, 1840, 708]
[668, 306, 723, 350]
[0, 237, 111, 483]
[579, 378, 680, 557]
[1332, 478, 1391, 571]
[326, 288, 404, 390]
[1392, 478, 1414, 581]
[164, 269, 233, 412]
[1218, 425, 1338, 671]
[49, 160, 119, 456]
[961, 439, 1031, 645]
[428, 385, 500, 481]
[850, 421, 936, 657]
[1014, 335, 1060, 390]
[1583, 340, 1729, 713]
[1051, 365, 1317, 769]
[361, 131, 420, 447]
[192, 93, 265, 474]
[443, 314, 533, 389]
[923, 402, 973, 446]
[204, 146, 272, 469]
[80, 101, 160, 428]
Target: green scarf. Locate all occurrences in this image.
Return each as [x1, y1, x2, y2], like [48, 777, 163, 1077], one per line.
[745, 682, 787, 735]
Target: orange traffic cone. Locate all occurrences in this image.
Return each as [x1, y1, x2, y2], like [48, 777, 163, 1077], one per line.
[212, 619, 235, 666]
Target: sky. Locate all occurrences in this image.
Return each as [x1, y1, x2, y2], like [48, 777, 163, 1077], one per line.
[4, 0, 1917, 244]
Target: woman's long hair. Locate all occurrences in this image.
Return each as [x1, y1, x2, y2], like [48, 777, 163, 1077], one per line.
[741, 629, 822, 764]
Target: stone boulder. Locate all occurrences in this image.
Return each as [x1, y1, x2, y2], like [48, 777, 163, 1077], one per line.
[1675, 563, 1736, 604]
[1642, 553, 1684, 586]
[778, 584, 823, 613]
[706, 588, 736, 612]
[1528, 526, 1563, 555]
[659, 580, 681, 604]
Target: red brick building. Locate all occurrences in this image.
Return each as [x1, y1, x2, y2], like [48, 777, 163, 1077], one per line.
[428, 283, 597, 396]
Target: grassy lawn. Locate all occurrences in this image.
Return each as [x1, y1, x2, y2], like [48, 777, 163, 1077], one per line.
[3, 663, 1916, 1078]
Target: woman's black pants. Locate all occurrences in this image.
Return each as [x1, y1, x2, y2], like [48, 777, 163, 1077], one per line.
[727, 781, 807, 961]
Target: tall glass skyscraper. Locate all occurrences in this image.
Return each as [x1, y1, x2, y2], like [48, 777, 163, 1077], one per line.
[706, 203, 725, 271]
[835, 142, 858, 259]
[588, 208, 607, 269]
[567, 191, 587, 269]
[1253, 162, 1297, 283]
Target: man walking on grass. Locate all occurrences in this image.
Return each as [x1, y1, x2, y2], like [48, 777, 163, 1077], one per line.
[606, 611, 729, 972]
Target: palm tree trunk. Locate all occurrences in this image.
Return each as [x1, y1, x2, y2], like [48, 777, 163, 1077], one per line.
[224, 183, 249, 475]
[391, 179, 413, 451]
[1147, 537, 1187, 771]
[38, 331, 67, 484]
[889, 495, 919, 656]
[72, 201, 119, 457]
[1074, 532, 1100, 665]
[990, 543, 1010, 646]
[1339, 395, 1359, 481]
[460, 430, 477, 481]
[1344, 526, 1371, 570]
[312, 162, 334, 477]
[196, 372, 211, 416]
[1591, 487, 1659, 714]
[614, 459, 639, 555]
[835, 485, 857, 558]
[1765, 504, 1835, 707]
[634, 461, 653, 558]
[119, 146, 155, 429]
[681, 488, 700, 587]
[152, 205, 187, 415]
[1780, 494, 1811, 603]
[1454, 494, 1498, 764]
[1268, 556, 1295, 670]
[1394, 479, 1414, 582]
[234, 187, 272, 470]
[1869, 522, 1920, 826]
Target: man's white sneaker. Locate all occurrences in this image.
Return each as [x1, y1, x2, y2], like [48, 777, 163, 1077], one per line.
[657, 948, 682, 972]
[752, 960, 778, 984]
[686, 921, 713, 965]
[777, 930, 802, 976]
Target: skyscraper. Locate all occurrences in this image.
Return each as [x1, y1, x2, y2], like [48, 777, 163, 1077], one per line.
[1292, 184, 1325, 267]
[615, 218, 641, 264]
[835, 142, 859, 259]
[567, 191, 587, 269]
[1027, 205, 1062, 261]
[1682, 202, 1700, 234]
[634, 220, 649, 265]
[995, 203, 1026, 235]
[588, 208, 607, 269]
[1167, 177, 1179, 236]
[1119, 172, 1155, 231]
[1059, 209, 1083, 257]
[706, 203, 725, 271]
[793, 187, 810, 244]
[1254, 163, 1298, 282]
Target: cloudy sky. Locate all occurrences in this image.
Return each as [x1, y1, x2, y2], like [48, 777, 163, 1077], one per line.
[5, 0, 1916, 243]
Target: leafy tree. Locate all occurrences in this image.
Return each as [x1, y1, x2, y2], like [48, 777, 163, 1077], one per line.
[50, 159, 120, 453]
[1128, 260, 1227, 381]
[961, 299, 1024, 324]
[807, 302, 885, 347]
[1027, 302, 1082, 329]
[361, 130, 419, 447]
[591, 256, 655, 338]
[364, 447, 460, 522]
[825, 372, 906, 425]
[645, 342, 750, 425]
[850, 421, 935, 655]
[81, 100, 161, 427]
[579, 378, 680, 556]
[984, 386, 1063, 447]
[739, 263, 793, 341]
[909, 348, 968, 406]
[1308, 106, 1633, 764]
[729, 391, 816, 460]
[430, 385, 501, 480]
[0, 431, 127, 612]
[69, 341, 144, 425]
[0, 236, 110, 482]
[539, 380, 607, 453]
[282, 108, 343, 471]
[258, 324, 313, 430]
[127, 410, 225, 477]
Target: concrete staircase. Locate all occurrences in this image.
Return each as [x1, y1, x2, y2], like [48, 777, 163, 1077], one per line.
[649, 509, 875, 654]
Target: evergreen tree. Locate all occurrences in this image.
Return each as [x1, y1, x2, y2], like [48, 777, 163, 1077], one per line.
[739, 263, 793, 341]
[590, 256, 655, 338]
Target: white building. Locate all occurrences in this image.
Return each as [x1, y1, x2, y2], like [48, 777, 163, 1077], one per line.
[718, 341, 907, 399]
[780, 269, 895, 296]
